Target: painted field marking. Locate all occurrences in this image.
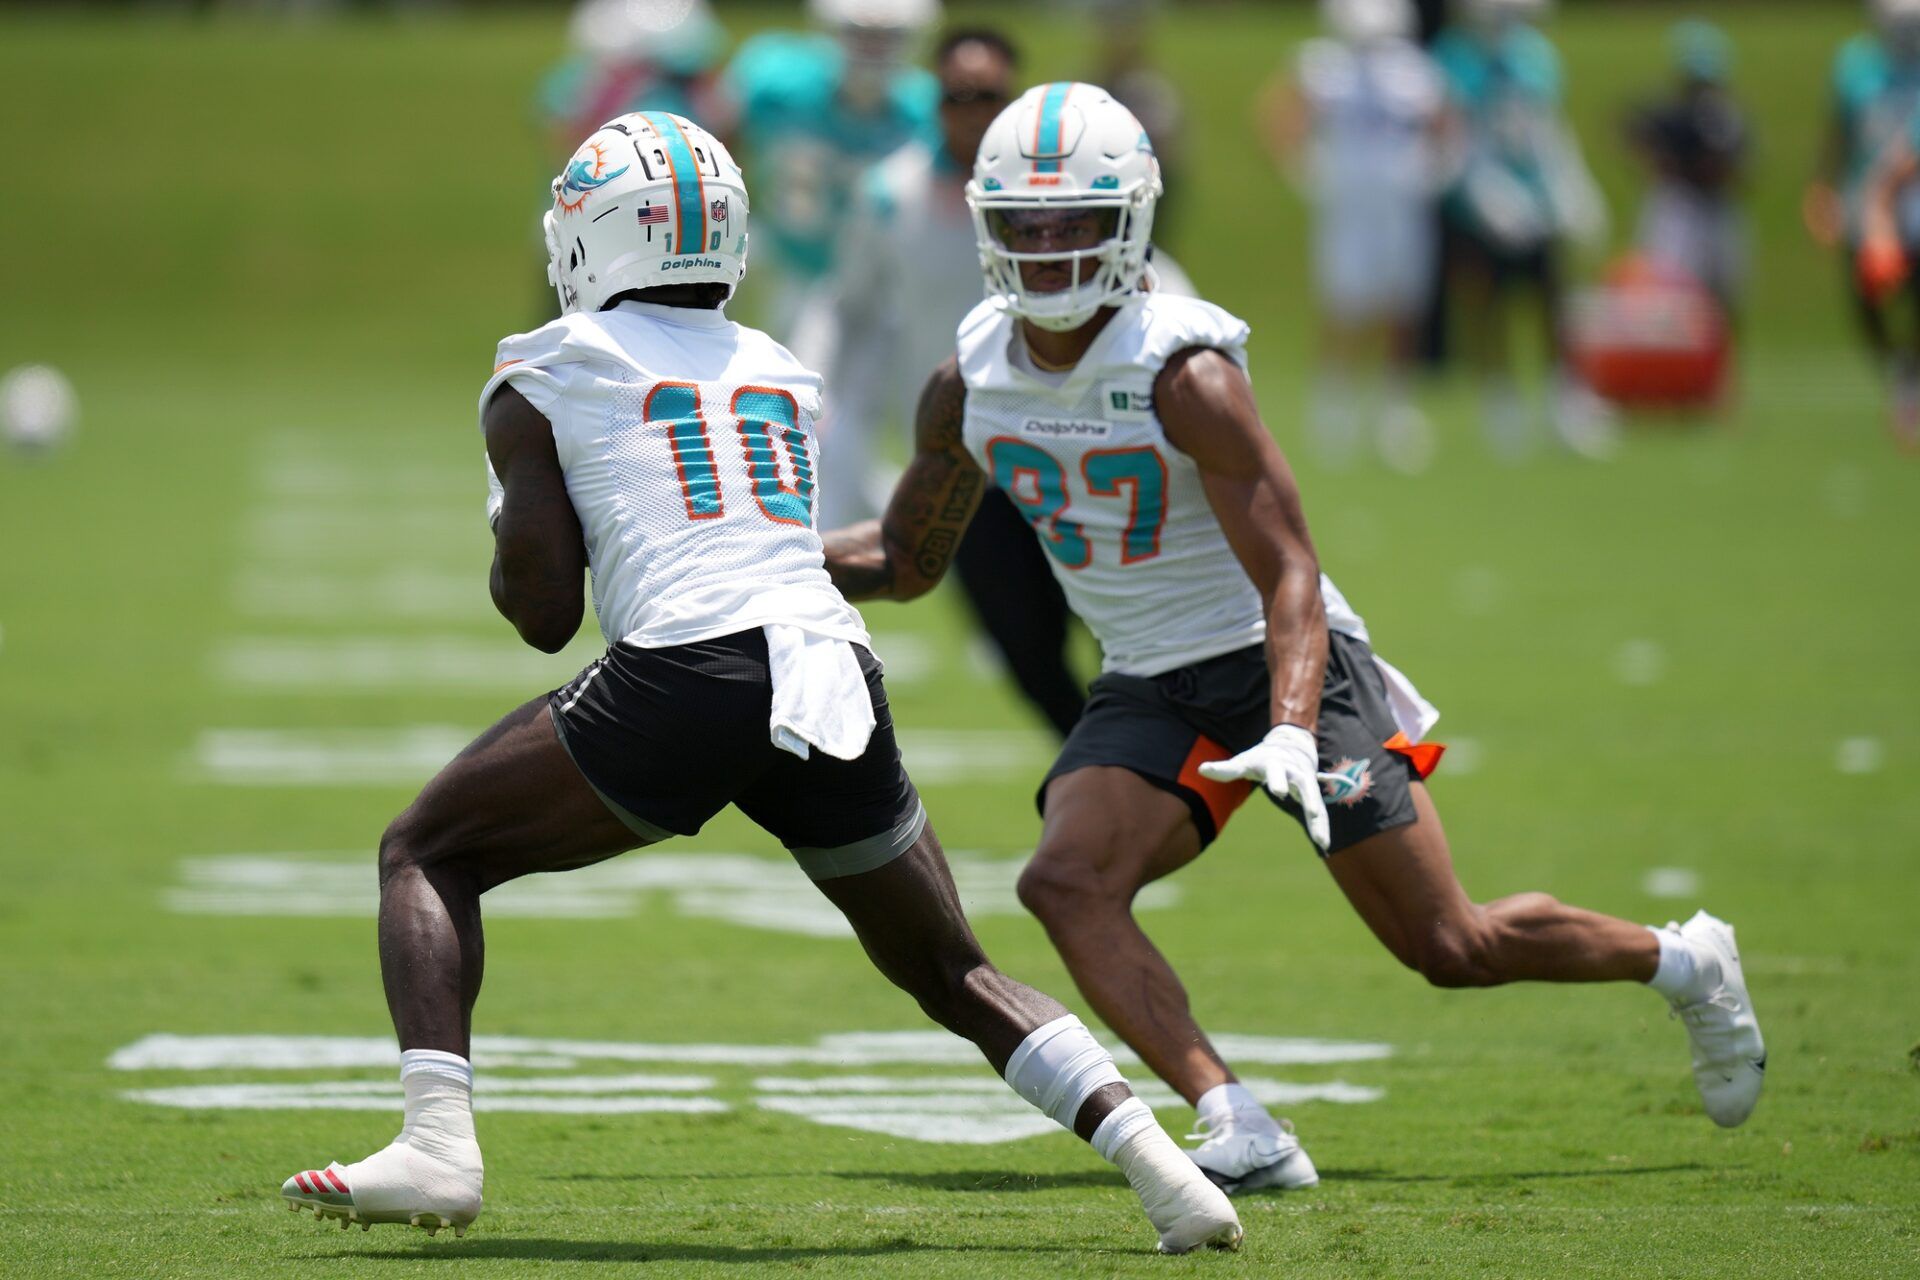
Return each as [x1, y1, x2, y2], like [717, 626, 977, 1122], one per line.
[1612, 639, 1667, 687]
[231, 570, 490, 622]
[1641, 867, 1700, 899]
[1834, 736, 1884, 775]
[211, 636, 594, 692]
[163, 849, 1178, 935]
[110, 1031, 1391, 1143]
[188, 727, 1052, 788]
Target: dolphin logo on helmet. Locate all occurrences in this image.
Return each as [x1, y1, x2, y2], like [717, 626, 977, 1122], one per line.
[556, 143, 632, 214]
[541, 112, 751, 315]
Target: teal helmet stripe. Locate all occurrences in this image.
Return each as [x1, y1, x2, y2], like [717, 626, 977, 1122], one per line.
[642, 111, 706, 256]
[1033, 82, 1073, 174]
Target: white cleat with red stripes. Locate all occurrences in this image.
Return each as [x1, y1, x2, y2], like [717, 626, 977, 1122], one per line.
[281, 1140, 482, 1237]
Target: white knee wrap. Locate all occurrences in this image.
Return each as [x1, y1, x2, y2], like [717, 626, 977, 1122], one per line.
[1003, 1015, 1126, 1130]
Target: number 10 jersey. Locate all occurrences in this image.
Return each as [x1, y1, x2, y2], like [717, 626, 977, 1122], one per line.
[955, 291, 1367, 677]
[480, 299, 868, 651]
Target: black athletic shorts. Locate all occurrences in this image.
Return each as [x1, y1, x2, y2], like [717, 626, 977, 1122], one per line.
[548, 629, 925, 881]
[1039, 631, 1440, 856]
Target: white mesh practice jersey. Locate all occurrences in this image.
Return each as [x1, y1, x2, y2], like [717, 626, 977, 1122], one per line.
[955, 293, 1366, 677]
[478, 300, 869, 651]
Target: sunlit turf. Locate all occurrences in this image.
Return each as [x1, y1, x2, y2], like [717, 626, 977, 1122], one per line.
[2, 4, 1917, 1277]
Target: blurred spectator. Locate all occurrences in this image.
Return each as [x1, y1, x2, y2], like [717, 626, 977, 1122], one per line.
[1262, 0, 1449, 472]
[1809, 0, 1920, 445]
[535, 0, 730, 157]
[1434, 0, 1613, 459]
[1624, 21, 1749, 318]
[722, 0, 942, 366]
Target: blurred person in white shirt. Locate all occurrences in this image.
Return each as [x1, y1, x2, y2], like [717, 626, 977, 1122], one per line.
[1263, 0, 1450, 472]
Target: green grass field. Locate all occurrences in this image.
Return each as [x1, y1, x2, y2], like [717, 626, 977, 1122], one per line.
[2, 3, 1917, 1276]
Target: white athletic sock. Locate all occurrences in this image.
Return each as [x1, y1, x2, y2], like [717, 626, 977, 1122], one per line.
[1003, 1015, 1127, 1132]
[1195, 1082, 1271, 1133]
[1089, 1096, 1160, 1163]
[397, 1049, 479, 1171]
[1644, 926, 1707, 1003]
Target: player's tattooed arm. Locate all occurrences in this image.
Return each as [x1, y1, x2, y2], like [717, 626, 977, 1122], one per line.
[1156, 345, 1328, 732]
[483, 384, 587, 653]
[822, 357, 985, 601]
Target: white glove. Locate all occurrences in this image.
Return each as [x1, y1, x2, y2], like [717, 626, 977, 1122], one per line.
[1197, 724, 1334, 851]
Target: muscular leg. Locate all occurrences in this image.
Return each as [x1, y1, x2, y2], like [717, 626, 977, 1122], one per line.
[378, 696, 643, 1057]
[814, 823, 1127, 1137]
[1327, 782, 1657, 987]
[819, 820, 1245, 1249]
[1014, 767, 1231, 1106]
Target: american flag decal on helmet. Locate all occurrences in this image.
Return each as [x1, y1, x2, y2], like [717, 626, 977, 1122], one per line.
[637, 205, 669, 225]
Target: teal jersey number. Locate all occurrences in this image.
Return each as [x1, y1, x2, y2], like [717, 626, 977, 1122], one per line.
[733, 386, 814, 528]
[987, 438, 1167, 569]
[649, 381, 723, 520]
[1082, 447, 1168, 565]
[652, 382, 814, 528]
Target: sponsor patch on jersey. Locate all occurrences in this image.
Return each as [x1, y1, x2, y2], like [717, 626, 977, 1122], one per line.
[1020, 418, 1111, 440]
[1101, 382, 1155, 420]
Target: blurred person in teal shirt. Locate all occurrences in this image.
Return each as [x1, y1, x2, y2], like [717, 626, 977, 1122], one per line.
[723, 0, 942, 364]
[1434, 0, 1611, 459]
[1809, 0, 1920, 445]
[537, 0, 731, 159]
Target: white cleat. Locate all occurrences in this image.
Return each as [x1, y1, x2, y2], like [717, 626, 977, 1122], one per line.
[1188, 1114, 1320, 1196]
[1664, 910, 1766, 1127]
[1111, 1128, 1244, 1253]
[280, 1141, 482, 1236]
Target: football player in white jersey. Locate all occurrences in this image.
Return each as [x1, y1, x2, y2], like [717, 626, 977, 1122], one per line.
[278, 111, 1242, 1255]
[824, 83, 1767, 1195]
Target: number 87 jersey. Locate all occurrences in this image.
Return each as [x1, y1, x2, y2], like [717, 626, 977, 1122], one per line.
[955, 290, 1368, 677]
[479, 300, 870, 651]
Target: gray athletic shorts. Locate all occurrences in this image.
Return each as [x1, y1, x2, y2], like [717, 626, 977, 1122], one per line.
[1040, 632, 1437, 856]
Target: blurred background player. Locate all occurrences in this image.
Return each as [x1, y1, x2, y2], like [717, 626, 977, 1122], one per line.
[535, 0, 730, 157]
[1623, 21, 1750, 320]
[1262, 0, 1448, 472]
[1809, 0, 1920, 444]
[813, 29, 1088, 737]
[1434, 0, 1614, 459]
[825, 29, 1198, 736]
[722, 0, 941, 369]
[818, 30, 1194, 736]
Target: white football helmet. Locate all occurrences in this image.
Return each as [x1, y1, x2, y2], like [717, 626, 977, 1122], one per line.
[543, 111, 749, 315]
[1323, 0, 1414, 43]
[966, 82, 1162, 332]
